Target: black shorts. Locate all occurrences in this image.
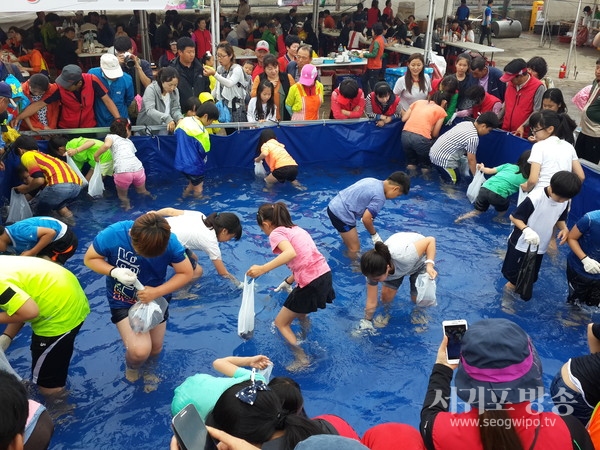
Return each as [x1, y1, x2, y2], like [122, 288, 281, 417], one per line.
[272, 165, 298, 183]
[327, 207, 355, 233]
[31, 322, 83, 389]
[185, 248, 198, 270]
[369, 272, 419, 297]
[501, 241, 544, 286]
[110, 304, 170, 325]
[474, 187, 510, 213]
[38, 226, 78, 265]
[567, 263, 600, 306]
[284, 271, 335, 314]
[183, 173, 205, 186]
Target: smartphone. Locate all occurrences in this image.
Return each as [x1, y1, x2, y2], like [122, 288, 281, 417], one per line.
[442, 320, 468, 365]
[172, 403, 218, 450]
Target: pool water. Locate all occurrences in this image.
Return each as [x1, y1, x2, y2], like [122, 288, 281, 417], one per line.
[6, 164, 597, 449]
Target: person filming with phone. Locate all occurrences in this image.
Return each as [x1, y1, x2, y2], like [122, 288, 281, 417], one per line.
[420, 318, 594, 450]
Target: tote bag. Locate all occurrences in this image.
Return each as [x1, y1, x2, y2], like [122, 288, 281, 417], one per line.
[238, 275, 255, 339]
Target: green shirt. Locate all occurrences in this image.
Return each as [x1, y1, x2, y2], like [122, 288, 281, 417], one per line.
[0, 256, 90, 337]
[482, 163, 527, 198]
[66, 137, 112, 169]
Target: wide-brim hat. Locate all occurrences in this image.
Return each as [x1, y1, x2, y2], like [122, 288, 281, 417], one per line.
[455, 318, 544, 410]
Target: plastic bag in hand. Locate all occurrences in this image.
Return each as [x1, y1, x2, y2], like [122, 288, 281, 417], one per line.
[6, 190, 32, 224]
[466, 170, 485, 204]
[415, 273, 437, 307]
[238, 275, 255, 340]
[254, 161, 267, 178]
[87, 166, 104, 198]
[66, 155, 88, 187]
[128, 297, 168, 333]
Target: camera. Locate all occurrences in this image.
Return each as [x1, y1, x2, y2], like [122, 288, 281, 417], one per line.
[123, 52, 136, 69]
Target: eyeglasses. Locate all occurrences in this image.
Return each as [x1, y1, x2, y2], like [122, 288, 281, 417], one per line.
[216, 53, 229, 59]
[531, 127, 547, 134]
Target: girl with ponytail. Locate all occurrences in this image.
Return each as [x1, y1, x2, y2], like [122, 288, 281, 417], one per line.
[359, 232, 437, 330]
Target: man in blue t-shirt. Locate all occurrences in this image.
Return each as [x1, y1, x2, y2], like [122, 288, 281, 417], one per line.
[0, 216, 78, 265]
[327, 171, 410, 257]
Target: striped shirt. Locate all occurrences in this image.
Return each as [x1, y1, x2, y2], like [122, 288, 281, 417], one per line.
[429, 121, 479, 169]
[21, 151, 82, 186]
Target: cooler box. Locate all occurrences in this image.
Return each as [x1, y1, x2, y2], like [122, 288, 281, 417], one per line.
[333, 74, 363, 89]
[385, 67, 407, 88]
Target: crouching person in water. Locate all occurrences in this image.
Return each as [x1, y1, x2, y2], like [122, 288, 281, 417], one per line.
[359, 232, 436, 330]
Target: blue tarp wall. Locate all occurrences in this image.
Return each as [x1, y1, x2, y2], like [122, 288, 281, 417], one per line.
[1, 121, 598, 222]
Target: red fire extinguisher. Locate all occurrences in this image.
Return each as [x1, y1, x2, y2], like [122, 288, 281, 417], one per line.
[559, 62, 567, 79]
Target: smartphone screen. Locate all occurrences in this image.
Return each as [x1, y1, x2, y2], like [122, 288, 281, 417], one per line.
[444, 323, 467, 361]
[172, 404, 217, 450]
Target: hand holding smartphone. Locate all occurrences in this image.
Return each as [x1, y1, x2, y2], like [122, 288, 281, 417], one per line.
[442, 320, 468, 365]
[172, 404, 218, 450]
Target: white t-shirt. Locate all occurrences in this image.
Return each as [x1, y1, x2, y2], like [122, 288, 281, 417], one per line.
[528, 136, 579, 188]
[108, 134, 143, 174]
[384, 232, 426, 280]
[247, 98, 277, 122]
[166, 211, 221, 260]
[393, 75, 431, 111]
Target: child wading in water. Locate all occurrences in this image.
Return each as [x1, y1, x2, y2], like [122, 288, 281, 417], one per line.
[174, 102, 220, 199]
[255, 129, 305, 190]
[246, 202, 335, 371]
[455, 150, 531, 223]
[94, 118, 154, 211]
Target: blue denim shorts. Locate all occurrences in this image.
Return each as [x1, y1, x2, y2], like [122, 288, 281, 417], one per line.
[550, 370, 594, 424]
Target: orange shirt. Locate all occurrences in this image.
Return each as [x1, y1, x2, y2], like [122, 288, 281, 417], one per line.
[403, 100, 447, 139]
[18, 49, 48, 75]
[261, 139, 297, 170]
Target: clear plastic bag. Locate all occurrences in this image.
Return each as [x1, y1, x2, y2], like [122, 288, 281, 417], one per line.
[415, 273, 437, 307]
[466, 170, 485, 204]
[66, 155, 88, 187]
[87, 165, 104, 198]
[6, 190, 32, 223]
[128, 297, 168, 333]
[238, 275, 255, 340]
[254, 161, 267, 178]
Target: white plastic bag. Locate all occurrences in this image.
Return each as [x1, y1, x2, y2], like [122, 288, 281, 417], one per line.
[254, 161, 267, 178]
[6, 190, 32, 223]
[87, 165, 104, 198]
[128, 298, 168, 333]
[238, 275, 255, 339]
[517, 188, 528, 206]
[415, 273, 437, 307]
[466, 170, 485, 203]
[66, 155, 88, 187]
[128, 280, 168, 333]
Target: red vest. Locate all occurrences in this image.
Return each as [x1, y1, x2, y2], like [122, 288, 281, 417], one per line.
[472, 92, 501, 118]
[366, 35, 385, 70]
[58, 73, 98, 129]
[21, 81, 60, 130]
[370, 93, 400, 116]
[432, 404, 574, 450]
[502, 76, 542, 132]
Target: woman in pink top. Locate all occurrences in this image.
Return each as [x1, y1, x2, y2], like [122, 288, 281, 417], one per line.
[247, 202, 335, 371]
[254, 129, 305, 190]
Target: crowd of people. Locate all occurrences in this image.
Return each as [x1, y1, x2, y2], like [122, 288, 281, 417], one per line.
[1, 3, 600, 450]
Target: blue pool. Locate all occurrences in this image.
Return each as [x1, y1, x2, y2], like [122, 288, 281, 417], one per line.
[3, 159, 597, 449]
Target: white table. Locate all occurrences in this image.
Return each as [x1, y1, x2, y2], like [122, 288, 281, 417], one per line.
[233, 46, 257, 60]
[441, 40, 504, 60]
[385, 44, 426, 56]
[312, 59, 367, 69]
